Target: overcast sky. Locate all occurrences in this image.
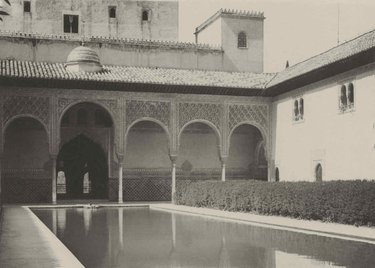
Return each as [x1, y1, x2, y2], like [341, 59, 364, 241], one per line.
[179, 0, 375, 73]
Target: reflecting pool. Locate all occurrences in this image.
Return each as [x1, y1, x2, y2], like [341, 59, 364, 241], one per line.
[32, 207, 375, 268]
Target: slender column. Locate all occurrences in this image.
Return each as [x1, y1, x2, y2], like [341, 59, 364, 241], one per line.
[0, 156, 2, 204]
[118, 154, 124, 203]
[170, 155, 177, 204]
[51, 155, 57, 204]
[220, 156, 227, 182]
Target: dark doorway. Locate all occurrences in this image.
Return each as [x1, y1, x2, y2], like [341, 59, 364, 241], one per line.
[57, 134, 108, 199]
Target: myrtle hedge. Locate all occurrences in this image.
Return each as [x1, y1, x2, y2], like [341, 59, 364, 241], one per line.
[175, 180, 375, 226]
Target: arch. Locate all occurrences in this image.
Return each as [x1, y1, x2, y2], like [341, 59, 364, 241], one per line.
[340, 85, 347, 106]
[125, 117, 171, 152]
[348, 83, 354, 104]
[142, 9, 150, 21]
[315, 163, 323, 182]
[228, 121, 268, 157]
[275, 167, 280, 182]
[3, 114, 50, 144]
[58, 100, 116, 150]
[178, 119, 222, 150]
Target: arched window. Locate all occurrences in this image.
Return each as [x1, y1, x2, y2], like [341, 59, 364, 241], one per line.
[109, 6, 116, 18]
[348, 83, 354, 105]
[238, 32, 247, 48]
[275, 167, 279, 182]
[299, 98, 304, 118]
[315, 163, 322, 182]
[340, 85, 347, 107]
[294, 100, 299, 118]
[142, 10, 149, 21]
[77, 108, 88, 125]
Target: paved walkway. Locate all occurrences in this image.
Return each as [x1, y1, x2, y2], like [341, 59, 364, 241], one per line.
[0, 206, 83, 268]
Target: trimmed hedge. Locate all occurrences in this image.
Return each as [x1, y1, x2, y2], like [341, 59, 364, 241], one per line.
[176, 180, 375, 226]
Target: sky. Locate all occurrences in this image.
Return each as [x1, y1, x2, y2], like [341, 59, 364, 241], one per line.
[178, 0, 375, 73]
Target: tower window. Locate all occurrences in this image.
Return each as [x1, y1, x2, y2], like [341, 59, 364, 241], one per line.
[142, 10, 150, 21]
[109, 6, 116, 19]
[63, 14, 79, 34]
[24, 1, 31, 13]
[339, 82, 355, 112]
[293, 97, 304, 122]
[275, 167, 280, 182]
[315, 163, 322, 182]
[238, 32, 247, 48]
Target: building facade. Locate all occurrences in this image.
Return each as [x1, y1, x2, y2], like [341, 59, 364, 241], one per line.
[0, 0, 374, 203]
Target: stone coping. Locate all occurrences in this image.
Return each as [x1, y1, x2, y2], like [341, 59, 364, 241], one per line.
[150, 204, 375, 245]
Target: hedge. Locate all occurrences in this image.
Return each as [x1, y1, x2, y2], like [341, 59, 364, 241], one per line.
[175, 180, 375, 226]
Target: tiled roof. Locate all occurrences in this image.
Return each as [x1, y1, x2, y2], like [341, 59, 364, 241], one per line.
[0, 60, 275, 89]
[0, 31, 222, 52]
[267, 29, 375, 87]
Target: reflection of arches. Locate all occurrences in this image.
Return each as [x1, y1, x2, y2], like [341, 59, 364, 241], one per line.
[228, 123, 267, 180]
[315, 163, 322, 182]
[3, 116, 50, 203]
[57, 134, 108, 198]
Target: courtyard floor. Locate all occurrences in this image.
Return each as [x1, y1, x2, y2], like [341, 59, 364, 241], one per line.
[1, 202, 375, 267]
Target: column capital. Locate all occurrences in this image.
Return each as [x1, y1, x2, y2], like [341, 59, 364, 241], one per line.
[220, 155, 228, 164]
[169, 154, 178, 164]
[116, 153, 124, 163]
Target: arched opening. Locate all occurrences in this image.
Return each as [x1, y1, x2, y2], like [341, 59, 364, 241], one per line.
[58, 102, 113, 199]
[178, 122, 221, 180]
[57, 135, 107, 198]
[228, 124, 267, 180]
[315, 163, 323, 182]
[2, 117, 50, 203]
[124, 120, 170, 201]
[238, 31, 247, 48]
[275, 167, 280, 182]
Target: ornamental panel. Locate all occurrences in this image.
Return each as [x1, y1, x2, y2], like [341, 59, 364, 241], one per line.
[126, 100, 170, 127]
[229, 104, 268, 133]
[3, 96, 49, 126]
[178, 102, 222, 130]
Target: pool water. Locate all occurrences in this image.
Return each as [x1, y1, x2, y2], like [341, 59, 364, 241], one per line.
[32, 207, 375, 268]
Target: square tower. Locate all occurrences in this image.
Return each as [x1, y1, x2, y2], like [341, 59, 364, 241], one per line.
[195, 9, 265, 73]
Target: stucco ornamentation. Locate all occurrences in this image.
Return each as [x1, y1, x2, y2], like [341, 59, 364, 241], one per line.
[125, 100, 171, 128]
[228, 104, 268, 133]
[178, 102, 223, 130]
[3, 96, 50, 126]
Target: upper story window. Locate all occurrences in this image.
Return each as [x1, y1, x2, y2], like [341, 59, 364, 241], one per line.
[24, 1, 31, 13]
[339, 82, 355, 112]
[109, 6, 116, 19]
[293, 97, 304, 122]
[238, 32, 247, 48]
[63, 14, 79, 34]
[142, 10, 150, 21]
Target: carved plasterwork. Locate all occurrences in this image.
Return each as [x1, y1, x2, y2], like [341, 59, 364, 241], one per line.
[228, 104, 268, 133]
[125, 100, 171, 128]
[3, 96, 50, 126]
[178, 102, 223, 131]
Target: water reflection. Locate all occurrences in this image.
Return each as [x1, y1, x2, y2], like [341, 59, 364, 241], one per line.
[33, 207, 375, 268]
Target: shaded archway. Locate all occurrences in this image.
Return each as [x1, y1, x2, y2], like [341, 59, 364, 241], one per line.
[2, 117, 50, 203]
[58, 102, 114, 199]
[57, 134, 108, 198]
[178, 122, 221, 180]
[124, 120, 170, 201]
[227, 124, 267, 180]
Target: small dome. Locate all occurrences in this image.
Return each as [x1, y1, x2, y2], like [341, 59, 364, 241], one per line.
[65, 46, 102, 73]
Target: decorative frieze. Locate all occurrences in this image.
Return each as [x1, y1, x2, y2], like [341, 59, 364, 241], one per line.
[125, 100, 171, 128]
[178, 102, 223, 130]
[228, 104, 268, 133]
[3, 96, 49, 126]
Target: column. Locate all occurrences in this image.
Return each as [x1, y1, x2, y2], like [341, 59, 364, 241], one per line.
[220, 156, 227, 182]
[118, 154, 124, 203]
[170, 155, 177, 204]
[51, 155, 57, 204]
[0, 155, 2, 205]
